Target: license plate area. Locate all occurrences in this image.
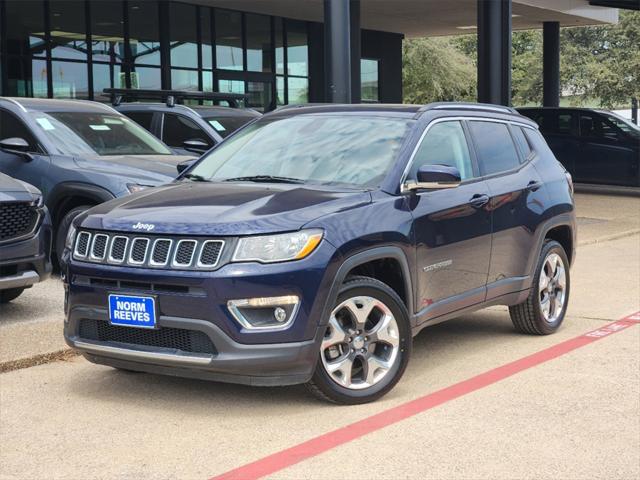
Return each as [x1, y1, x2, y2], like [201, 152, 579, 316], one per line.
[108, 294, 157, 329]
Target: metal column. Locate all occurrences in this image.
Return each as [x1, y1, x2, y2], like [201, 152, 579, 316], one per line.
[324, 0, 352, 103]
[543, 21, 561, 107]
[477, 0, 512, 106]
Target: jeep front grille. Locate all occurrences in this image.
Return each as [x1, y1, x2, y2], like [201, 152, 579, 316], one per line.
[0, 201, 40, 243]
[73, 231, 225, 270]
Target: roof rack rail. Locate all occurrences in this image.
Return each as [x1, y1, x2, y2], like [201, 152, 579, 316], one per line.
[103, 88, 248, 108]
[417, 102, 519, 116]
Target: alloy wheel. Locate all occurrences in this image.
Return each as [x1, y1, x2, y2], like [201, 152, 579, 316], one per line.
[538, 252, 567, 323]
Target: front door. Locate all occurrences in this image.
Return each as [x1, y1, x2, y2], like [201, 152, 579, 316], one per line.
[408, 120, 492, 321]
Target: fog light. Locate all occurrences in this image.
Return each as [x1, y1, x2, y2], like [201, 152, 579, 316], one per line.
[227, 296, 300, 331]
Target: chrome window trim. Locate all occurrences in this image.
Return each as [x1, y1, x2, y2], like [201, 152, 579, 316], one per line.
[400, 116, 537, 189]
[128, 237, 150, 265]
[149, 238, 173, 267]
[89, 234, 109, 260]
[196, 240, 225, 268]
[74, 231, 91, 258]
[172, 239, 197, 267]
[107, 236, 129, 264]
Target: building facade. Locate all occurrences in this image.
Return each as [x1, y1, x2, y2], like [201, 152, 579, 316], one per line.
[0, 0, 403, 111]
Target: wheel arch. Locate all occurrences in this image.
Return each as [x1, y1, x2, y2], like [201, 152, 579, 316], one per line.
[48, 182, 115, 226]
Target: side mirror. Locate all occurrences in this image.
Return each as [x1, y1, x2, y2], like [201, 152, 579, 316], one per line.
[182, 139, 209, 154]
[403, 165, 461, 192]
[0, 137, 33, 161]
[177, 158, 197, 174]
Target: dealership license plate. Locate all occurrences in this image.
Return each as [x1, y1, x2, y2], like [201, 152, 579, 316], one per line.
[108, 294, 156, 329]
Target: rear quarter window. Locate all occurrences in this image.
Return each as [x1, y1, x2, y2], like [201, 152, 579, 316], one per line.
[511, 125, 532, 163]
[468, 121, 520, 176]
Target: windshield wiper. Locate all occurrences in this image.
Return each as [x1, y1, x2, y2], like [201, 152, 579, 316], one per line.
[183, 173, 210, 182]
[222, 175, 306, 184]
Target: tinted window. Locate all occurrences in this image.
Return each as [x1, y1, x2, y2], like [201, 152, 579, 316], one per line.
[189, 116, 412, 188]
[579, 113, 623, 140]
[125, 112, 154, 132]
[0, 110, 40, 152]
[469, 121, 520, 175]
[523, 110, 573, 135]
[202, 115, 256, 138]
[409, 121, 474, 180]
[163, 114, 213, 148]
[523, 129, 555, 158]
[511, 126, 532, 162]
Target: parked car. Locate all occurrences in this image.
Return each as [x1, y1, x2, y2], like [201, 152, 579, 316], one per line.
[106, 89, 261, 155]
[62, 102, 576, 404]
[0, 173, 52, 303]
[0, 97, 195, 264]
[518, 107, 640, 187]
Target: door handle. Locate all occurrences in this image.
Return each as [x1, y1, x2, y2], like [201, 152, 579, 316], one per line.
[469, 194, 489, 208]
[526, 180, 542, 192]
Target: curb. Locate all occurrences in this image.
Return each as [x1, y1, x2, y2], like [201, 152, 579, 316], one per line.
[577, 228, 640, 247]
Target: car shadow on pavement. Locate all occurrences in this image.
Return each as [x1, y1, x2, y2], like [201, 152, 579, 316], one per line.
[66, 309, 520, 414]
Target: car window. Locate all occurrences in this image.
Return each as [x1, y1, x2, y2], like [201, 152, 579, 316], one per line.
[202, 114, 256, 138]
[523, 110, 573, 135]
[510, 125, 532, 163]
[468, 121, 520, 176]
[0, 110, 41, 153]
[408, 121, 474, 181]
[163, 113, 213, 148]
[579, 113, 622, 140]
[124, 111, 154, 133]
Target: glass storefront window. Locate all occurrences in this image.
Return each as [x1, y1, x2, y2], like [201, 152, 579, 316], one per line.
[287, 77, 308, 104]
[51, 61, 89, 98]
[93, 63, 123, 102]
[218, 79, 245, 94]
[275, 19, 284, 75]
[5, 57, 48, 97]
[170, 3, 198, 69]
[49, 0, 87, 60]
[90, 1, 125, 64]
[286, 20, 308, 77]
[216, 10, 243, 71]
[128, 1, 160, 66]
[171, 69, 199, 91]
[5, 0, 46, 57]
[276, 76, 285, 105]
[130, 67, 161, 90]
[246, 14, 272, 73]
[201, 8, 213, 70]
[361, 59, 379, 102]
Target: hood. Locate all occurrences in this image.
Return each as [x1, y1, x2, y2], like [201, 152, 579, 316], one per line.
[0, 173, 39, 202]
[73, 154, 196, 185]
[80, 182, 371, 236]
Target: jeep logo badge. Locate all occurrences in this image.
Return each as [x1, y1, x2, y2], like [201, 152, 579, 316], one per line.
[132, 222, 155, 232]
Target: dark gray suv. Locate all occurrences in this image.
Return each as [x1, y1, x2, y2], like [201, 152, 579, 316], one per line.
[0, 97, 194, 264]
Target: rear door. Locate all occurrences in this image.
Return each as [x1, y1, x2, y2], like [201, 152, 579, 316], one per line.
[408, 119, 492, 320]
[467, 120, 547, 300]
[576, 111, 637, 186]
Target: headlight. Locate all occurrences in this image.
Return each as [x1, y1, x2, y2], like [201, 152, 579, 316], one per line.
[233, 229, 323, 263]
[127, 183, 152, 194]
[64, 223, 77, 251]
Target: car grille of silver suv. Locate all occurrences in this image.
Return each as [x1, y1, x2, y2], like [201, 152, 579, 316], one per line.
[73, 231, 225, 270]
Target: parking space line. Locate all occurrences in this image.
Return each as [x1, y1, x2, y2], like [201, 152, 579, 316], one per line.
[210, 312, 640, 480]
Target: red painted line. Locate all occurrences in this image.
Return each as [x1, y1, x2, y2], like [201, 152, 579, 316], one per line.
[210, 312, 640, 480]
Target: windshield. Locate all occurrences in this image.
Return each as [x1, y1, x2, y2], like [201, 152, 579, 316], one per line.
[202, 114, 257, 138]
[603, 112, 640, 137]
[30, 111, 173, 156]
[187, 115, 412, 188]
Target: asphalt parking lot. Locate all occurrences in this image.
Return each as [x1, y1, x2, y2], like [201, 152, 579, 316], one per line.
[1, 192, 639, 480]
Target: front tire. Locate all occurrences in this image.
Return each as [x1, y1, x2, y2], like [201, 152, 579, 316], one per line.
[509, 240, 570, 335]
[306, 276, 412, 404]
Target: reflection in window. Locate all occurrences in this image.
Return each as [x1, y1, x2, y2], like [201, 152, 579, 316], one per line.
[277, 77, 285, 105]
[216, 10, 243, 71]
[218, 79, 245, 94]
[128, 1, 160, 66]
[410, 121, 473, 180]
[171, 69, 199, 91]
[246, 14, 272, 72]
[275, 19, 284, 75]
[361, 59, 379, 102]
[130, 67, 161, 90]
[52, 61, 89, 99]
[286, 20, 308, 77]
[93, 63, 123, 102]
[49, 1, 87, 60]
[90, 1, 125, 63]
[201, 8, 213, 70]
[5, 58, 48, 97]
[247, 81, 272, 111]
[5, 0, 46, 57]
[287, 77, 308, 104]
[170, 3, 198, 69]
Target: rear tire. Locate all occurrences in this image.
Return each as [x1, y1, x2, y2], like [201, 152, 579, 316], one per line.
[0, 288, 25, 304]
[55, 205, 92, 267]
[509, 240, 570, 335]
[305, 276, 412, 404]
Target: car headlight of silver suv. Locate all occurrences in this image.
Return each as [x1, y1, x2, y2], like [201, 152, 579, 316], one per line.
[232, 229, 323, 263]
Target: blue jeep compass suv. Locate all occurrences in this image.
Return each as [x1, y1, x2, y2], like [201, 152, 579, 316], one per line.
[62, 103, 576, 404]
